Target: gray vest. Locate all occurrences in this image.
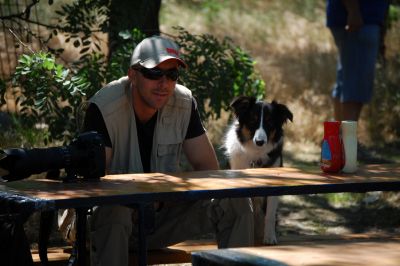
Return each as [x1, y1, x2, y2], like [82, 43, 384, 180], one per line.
[90, 76, 193, 174]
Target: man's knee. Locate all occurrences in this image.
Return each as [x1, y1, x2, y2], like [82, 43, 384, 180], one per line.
[209, 198, 253, 224]
[91, 205, 133, 231]
[223, 198, 253, 216]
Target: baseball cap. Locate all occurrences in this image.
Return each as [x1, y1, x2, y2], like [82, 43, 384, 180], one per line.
[130, 36, 187, 69]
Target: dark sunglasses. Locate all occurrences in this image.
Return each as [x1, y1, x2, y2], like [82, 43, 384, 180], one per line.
[133, 67, 179, 81]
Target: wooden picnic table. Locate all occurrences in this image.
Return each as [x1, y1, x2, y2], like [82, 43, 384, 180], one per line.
[1, 163, 400, 266]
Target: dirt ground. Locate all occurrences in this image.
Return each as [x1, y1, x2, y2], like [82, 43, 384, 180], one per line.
[278, 139, 400, 236]
[279, 192, 400, 237]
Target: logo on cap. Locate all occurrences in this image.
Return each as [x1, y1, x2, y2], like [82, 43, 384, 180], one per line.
[166, 48, 179, 56]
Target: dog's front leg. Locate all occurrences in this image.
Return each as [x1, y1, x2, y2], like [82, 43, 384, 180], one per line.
[263, 196, 279, 245]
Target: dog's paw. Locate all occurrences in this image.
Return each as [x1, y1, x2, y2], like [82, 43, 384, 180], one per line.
[263, 217, 278, 245]
[263, 227, 278, 245]
[263, 234, 278, 245]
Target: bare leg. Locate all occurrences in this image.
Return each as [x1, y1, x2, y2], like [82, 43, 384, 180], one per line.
[333, 98, 342, 121]
[333, 98, 363, 121]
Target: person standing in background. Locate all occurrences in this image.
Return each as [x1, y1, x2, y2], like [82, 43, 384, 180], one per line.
[326, 0, 390, 122]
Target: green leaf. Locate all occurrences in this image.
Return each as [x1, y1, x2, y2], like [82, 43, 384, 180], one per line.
[43, 58, 55, 70]
[119, 30, 132, 40]
[19, 54, 32, 64]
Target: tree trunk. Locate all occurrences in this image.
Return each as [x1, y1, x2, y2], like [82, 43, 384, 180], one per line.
[108, 0, 161, 55]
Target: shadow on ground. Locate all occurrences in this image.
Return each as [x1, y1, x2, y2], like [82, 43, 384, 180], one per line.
[278, 140, 400, 239]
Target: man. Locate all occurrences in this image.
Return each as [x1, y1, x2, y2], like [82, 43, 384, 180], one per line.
[326, 0, 389, 121]
[83, 36, 254, 266]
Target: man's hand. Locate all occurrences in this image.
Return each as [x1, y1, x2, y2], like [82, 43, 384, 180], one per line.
[342, 0, 363, 32]
[346, 10, 363, 32]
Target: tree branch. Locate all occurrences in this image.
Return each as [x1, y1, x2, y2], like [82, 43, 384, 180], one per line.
[8, 28, 35, 54]
[0, 0, 39, 21]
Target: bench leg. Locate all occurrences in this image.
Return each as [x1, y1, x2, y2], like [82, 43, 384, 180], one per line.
[76, 208, 88, 266]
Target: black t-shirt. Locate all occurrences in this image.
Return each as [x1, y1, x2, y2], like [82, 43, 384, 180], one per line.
[82, 99, 205, 172]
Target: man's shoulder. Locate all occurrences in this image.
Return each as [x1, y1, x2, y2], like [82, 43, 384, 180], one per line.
[93, 76, 129, 99]
[168, 84, 193, 109]
[90, 76, 130, 116]
[174, 84, 192, 98]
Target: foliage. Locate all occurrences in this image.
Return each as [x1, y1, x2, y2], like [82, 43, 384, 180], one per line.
[388, 4, 400, 25]
[45, 1, 109, 58]
[5, 26, 264, 144]
[0, 114, 45, 148]
[11, 52, 89, 144]
[105, 29, 146, 82]
[175, 27, 265, 119]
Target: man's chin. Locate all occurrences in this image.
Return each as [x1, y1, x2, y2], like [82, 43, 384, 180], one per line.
[152, 97, 168, 109]
[151, 95, 169, 108]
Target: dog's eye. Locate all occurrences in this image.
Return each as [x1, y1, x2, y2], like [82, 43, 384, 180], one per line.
[249, 117, 259, 126]
[263, 119, 274, 128]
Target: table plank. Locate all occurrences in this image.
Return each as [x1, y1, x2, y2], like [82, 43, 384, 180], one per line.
[1, 164, 400, 210]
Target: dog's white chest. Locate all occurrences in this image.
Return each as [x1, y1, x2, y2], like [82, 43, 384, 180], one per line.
[223, 123, 275, 169]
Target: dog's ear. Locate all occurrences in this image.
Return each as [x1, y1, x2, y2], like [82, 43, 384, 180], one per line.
[230, 96, 256, 117]
[272, 100, 293, 125]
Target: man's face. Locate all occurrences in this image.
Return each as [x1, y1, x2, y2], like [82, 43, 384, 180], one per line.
[129, 59, 180, 111]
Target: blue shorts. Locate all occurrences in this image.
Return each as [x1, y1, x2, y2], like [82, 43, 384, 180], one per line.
[330, 25, 381, 103]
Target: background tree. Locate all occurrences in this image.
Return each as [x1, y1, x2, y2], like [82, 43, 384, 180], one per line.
[0, 0, 265, 145]
[108, 0, 161, 55]
[0, 0, 162, 56]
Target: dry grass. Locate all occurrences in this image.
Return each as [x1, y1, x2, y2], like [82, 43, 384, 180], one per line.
[161, 0, 400, 159]
[161, 0, 336, 151]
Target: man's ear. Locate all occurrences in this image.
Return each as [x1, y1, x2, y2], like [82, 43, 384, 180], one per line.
[127, 67, 136, 82]
[128, 67, 135, 79]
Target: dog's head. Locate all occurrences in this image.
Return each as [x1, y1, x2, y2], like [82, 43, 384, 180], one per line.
[230, 96, 293, 147]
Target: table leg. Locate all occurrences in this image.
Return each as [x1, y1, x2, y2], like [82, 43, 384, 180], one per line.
[76, 208, 88, 266]
[39, 210, 55, 264]
[137, 203, 148, 266]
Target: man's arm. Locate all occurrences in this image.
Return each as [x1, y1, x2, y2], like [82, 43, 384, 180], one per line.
[83, 103, 113, 173]
[183, 133, 219, 171]
[104, 147, 113, 173]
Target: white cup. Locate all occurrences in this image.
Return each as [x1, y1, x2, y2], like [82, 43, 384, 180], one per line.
[341, 121, 357, 173]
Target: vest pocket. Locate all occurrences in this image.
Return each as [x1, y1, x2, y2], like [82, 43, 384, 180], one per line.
[157, 143, 181, 156]
[157, 143, 181, 172]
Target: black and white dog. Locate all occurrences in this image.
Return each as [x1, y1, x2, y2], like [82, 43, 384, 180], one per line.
[223, 96, 293, 245]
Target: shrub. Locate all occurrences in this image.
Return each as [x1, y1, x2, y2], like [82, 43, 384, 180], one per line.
[3, 28, 265, 144]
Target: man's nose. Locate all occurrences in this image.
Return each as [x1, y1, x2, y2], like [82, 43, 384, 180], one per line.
[157, 75, 168, 86]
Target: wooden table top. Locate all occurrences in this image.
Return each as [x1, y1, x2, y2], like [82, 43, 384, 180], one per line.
[1, 164, 400, 210]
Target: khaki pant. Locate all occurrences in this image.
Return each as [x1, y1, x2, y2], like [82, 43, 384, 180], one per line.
[89, 198, 254, 266]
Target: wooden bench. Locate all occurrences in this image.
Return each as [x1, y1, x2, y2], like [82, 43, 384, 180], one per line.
[32, 239, 217, 266]
[32, 247, 73, 266]
[33, 233, 400, 265]
[192, 233, 400, 266]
